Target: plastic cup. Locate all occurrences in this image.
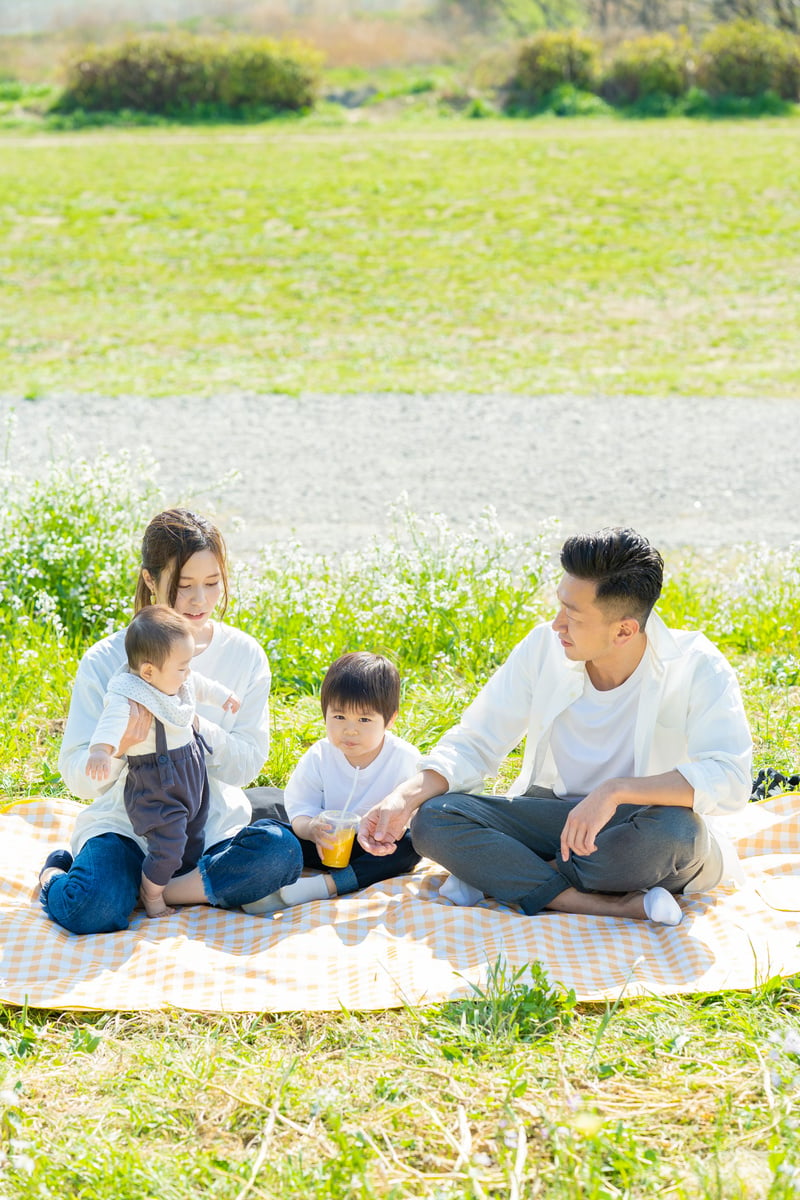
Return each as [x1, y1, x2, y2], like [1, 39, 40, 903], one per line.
[318, 810, 359, 869]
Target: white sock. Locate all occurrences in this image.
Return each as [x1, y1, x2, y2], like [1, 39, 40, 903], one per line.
[643, 887, 682, 926]
[279, 875, 334, 907]
[439, 875, 484, 907]
[242, 891, 286, 916]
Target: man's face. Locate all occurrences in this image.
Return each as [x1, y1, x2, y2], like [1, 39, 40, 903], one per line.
[551, 574, 622, 665]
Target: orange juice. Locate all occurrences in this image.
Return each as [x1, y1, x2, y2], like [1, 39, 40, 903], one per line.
[320, 825, 356, 868]
[318, 811, 358, 869]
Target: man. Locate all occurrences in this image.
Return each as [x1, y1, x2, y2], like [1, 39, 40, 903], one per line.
[358, 527, 752, 925]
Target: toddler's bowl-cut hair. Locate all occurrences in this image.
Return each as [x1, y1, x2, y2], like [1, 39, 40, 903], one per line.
[125, 605, 193, 671]
[321, 652, 401, 724]
[560, 526, 664, 629]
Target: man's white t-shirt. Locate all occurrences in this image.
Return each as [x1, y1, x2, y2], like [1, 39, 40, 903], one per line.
[548, 654, 647, 800]
[284, 730, 420, 822]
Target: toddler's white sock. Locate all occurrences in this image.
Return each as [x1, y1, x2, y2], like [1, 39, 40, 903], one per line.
[242, 891, 286, 916]
[279, 876, 334, 907]
[439, 875, 484, 907]
[643, 886, 682, 926]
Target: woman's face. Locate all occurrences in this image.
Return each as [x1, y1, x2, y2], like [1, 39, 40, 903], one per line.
[145, 548, 224, 640]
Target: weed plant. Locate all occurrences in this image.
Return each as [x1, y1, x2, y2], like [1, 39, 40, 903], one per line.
[0, 450, 799, 1195]
[1, 443, 799, 791]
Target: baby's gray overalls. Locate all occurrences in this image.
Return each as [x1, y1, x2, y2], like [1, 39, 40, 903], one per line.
[123, 719, 210, 886]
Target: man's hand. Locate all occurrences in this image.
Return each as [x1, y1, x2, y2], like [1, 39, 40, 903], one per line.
[560, 784, 619, 862]
[357, 792, 409, 856]
[118, 700, 152, 756]
[559, 771, 696, 861]
[357, 770, 449, 857]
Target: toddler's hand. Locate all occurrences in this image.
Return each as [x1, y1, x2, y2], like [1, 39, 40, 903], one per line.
[223, 692, 241, 714]
[308, 812, 336, 855]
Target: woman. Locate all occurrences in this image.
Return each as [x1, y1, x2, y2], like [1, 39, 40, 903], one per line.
[40, 508, 302, 933]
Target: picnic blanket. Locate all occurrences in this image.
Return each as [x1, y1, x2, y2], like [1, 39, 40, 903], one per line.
[1, 795, 799, 1013]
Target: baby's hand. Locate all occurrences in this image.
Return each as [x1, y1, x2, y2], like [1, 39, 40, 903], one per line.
[86, 746, 113, 780]
[140, 877, 175, 919]
[223, 692, 241, 714]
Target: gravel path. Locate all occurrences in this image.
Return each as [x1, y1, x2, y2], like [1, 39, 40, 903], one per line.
[2, 393, 797, 560]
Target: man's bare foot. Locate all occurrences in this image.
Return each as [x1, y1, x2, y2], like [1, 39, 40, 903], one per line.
[545, 887, 649, 920]
[140, 877, 175, 919]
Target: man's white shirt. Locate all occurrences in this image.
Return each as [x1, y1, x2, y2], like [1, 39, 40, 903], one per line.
[418, 611, 753, 888]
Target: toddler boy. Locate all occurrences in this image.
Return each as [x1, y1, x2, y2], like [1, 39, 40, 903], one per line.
[244, 652, 420, 912]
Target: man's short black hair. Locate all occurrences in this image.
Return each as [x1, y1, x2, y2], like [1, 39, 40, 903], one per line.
[320, 652, 401, 724]
[560, 527, 664, 629]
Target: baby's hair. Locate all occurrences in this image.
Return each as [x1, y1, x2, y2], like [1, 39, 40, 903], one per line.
[320, 652, 400, 724]
[125, 605, 193, 671]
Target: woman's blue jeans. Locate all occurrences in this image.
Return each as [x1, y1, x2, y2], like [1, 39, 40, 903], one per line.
[40, 821, 303, 935]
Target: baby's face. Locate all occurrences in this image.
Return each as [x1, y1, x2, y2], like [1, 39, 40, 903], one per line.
[146, 634, 195, 696]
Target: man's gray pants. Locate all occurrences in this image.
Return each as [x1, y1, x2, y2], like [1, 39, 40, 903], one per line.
[411, 789, 722, 915]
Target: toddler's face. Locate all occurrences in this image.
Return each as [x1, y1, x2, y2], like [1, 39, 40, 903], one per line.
[325, 705, 395, 769]
[144, 634, 195, 696]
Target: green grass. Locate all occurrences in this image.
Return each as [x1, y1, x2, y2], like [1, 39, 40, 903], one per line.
[1, 107, 800, 1190]
[0, 451, 799, 1194]
[1, 983, 800, 1197]
[1, 119, 799, 398]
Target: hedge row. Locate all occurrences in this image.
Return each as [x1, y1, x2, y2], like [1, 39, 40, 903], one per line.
[57, 34, 321, 115]
[507, 22, 800, 109]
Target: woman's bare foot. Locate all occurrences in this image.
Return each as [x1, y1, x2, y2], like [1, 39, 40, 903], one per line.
[140, 876, 175, 919]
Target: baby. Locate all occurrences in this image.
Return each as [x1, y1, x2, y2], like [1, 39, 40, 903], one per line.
[86, 605, 239, 918]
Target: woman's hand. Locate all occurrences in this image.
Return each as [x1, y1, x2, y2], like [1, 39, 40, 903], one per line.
[117, 700, 152, 756]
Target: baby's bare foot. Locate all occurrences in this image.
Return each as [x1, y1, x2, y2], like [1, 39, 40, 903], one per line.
[140, 878, 175, 919]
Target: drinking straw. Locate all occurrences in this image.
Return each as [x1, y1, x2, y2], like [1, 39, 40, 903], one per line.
[339, 767, 361, 819]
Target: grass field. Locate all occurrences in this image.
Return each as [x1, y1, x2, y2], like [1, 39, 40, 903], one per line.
[1, 447, 800, 1197]
[1, 114, 800, 1196]
[1, 118, 799, 398]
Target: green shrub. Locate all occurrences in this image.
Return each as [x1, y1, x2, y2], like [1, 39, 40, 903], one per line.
[543, 82, 612, 115]
[0, 442, 162, 642]
[697, 21, 800, 100]
[507, 30, 600, 107]
[602, 33, 691, 106]
[210, 38, 320, 112]
[57, 33, 321, 116]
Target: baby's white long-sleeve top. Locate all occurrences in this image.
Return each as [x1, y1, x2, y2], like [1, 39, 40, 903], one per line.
[284, 731, 420, 822]
[89, 668, 231, 756]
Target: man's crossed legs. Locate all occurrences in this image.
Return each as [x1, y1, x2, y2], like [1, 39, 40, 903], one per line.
[411, 789, 722, 922]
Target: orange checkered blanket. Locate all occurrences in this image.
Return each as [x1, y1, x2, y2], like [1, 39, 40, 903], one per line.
[1, 795, 799, 1012]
